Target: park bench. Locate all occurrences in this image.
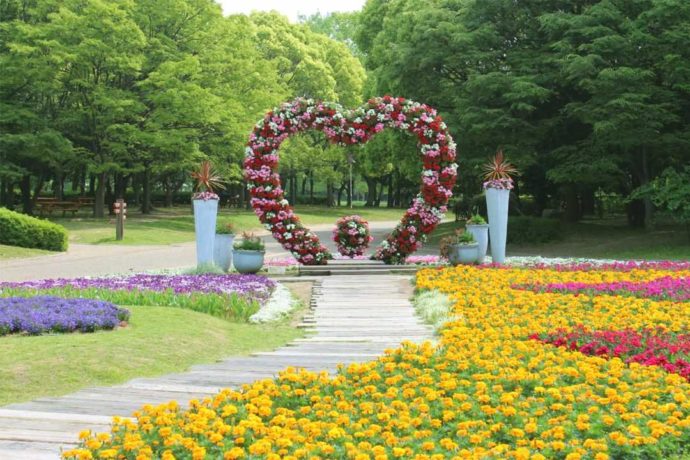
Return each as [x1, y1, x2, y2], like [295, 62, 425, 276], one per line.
[75, 197, 94, 209]
[36, 200, 81, 217]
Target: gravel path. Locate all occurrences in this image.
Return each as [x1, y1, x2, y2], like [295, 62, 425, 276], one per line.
[0, 221, 439, 282]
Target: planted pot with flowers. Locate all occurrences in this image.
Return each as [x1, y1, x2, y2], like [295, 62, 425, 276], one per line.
[452, 230, 479, 265]
[465, 214, 489, 264]
[191, 161, 225, 267]
[233, 232, 265, 274]
[482, 150, 518, 264]
[213, 221, 235, 272]
[440, 228, 478, 265]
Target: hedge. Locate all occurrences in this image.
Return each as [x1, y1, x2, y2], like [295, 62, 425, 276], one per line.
[508, 216, 562, 244]
[0, 208, 68, 251]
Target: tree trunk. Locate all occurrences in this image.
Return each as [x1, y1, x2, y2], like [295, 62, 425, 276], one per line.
[309, 174, 314, 204]
[4, 181, 16, 209]
[0, 178, 5, 207]
[337, 182, 348, 207]
[141, 167, 152, 214]
[105, 175, 114, 215]
[242, 180, 251, 210]
[326, 181, 334, 207]
[20, 175, 32, 215]
[641, 148, 654, 231]
[376, 179, 384, 207]
[165, 187, 174, 208]
[364, 176, 377, 207]
[88, 174, 95, 195]
[513, 180, 522, 214]
[580, 188, 595, 216]
[387, 174, 394, 208]
[346, 180, 352, 207]
[113, 173, 125, 200]
[94, 172, 106, 218]
[563, 184, 580, 223]
[395, 172, 402, 208]
[291, 171, 298, 204]
[54, 171, 64, 200]
[301, 174, 308, 196]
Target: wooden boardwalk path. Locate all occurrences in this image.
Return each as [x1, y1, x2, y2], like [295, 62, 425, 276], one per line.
[0, 275, 432, 459]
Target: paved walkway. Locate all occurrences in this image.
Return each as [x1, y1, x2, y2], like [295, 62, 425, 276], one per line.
[0, 275, 432, 459]
[0, 221, 439, 282]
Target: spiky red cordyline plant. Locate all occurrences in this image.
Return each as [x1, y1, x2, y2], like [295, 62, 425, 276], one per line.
[191, 160, 225, 192]
[482, 149, 518, 181]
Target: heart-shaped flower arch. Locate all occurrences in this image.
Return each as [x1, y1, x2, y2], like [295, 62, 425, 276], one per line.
[244, 96, 458, 265]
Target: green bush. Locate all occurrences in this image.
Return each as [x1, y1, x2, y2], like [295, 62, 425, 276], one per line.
[508, 216, 561, 244]
[0, 208, 68, 251]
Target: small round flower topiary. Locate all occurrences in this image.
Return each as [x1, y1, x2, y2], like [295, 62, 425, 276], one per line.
[332, 215, 374, 258]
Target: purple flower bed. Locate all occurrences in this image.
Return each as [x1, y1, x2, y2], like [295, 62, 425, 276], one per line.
[519, 276, 690, 302]
[0, 273, 276, 303]
[0, 296, 129, 336]
[0, 274, 276, 321]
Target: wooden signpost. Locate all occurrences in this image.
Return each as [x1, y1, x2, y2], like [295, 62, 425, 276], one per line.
[113, 199, 127, 241]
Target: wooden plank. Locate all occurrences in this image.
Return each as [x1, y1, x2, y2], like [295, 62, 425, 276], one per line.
[0, 441, 66, 460]
[0, 274, 432, 454]
[0, 409, 120, 424]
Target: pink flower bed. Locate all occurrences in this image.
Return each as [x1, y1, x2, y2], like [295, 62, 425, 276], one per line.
[519, 260, 690, 272]
[520, 275, 690, 302]
[532, 326, 690, 380]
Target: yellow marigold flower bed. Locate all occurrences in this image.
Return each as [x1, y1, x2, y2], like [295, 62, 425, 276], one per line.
[64, 265, 690, 459]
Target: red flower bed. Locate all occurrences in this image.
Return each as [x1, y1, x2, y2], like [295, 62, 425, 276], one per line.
[531, 326, 690, 380]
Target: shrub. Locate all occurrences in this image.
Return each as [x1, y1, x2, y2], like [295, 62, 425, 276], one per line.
[508, 216, 561, 244]
[0, 208, 68, 251]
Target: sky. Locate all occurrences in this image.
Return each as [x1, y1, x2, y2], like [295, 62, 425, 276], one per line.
[217, 0, 366, 22]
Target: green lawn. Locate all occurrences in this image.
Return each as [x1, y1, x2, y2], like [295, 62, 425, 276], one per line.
[428, 218, 690, 260]
[50, 205, 408, 246]
[0, 304, 305, 405]
[0, 244, 52, 260]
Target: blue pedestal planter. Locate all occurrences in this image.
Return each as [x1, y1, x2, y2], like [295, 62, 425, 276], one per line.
[466, 224, 489, 264]
[213, 234, 235, 272]
[486, 188, 509, 264]
[233, 250, 265, 274]
[448, 243, 478, 265]
[193, 199, 218, 267]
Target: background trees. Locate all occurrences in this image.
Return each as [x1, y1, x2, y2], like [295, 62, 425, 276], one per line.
[1, 0, 689, 231]
[0, 1, 365, 214]
[356, 0, 690, 226]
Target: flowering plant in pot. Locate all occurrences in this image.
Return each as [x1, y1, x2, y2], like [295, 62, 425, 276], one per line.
[453, 230, 479, 265]
[332, 215, 374, 258]
[232, 232, 265, 274]
[483, 150, 517, 264]
[465, 213, 489, 264]
[191, 161, 224, 267]
[440, 228, 478, 265]
[213, 220, 235, 272]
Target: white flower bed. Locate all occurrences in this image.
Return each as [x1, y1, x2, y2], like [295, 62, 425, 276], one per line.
[249, 283, 296, 323]
[414, 290, 454, 333]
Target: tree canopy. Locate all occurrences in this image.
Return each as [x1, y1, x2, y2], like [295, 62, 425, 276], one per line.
[356, 0, 690, 225]
[2, 0, 689, 230]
